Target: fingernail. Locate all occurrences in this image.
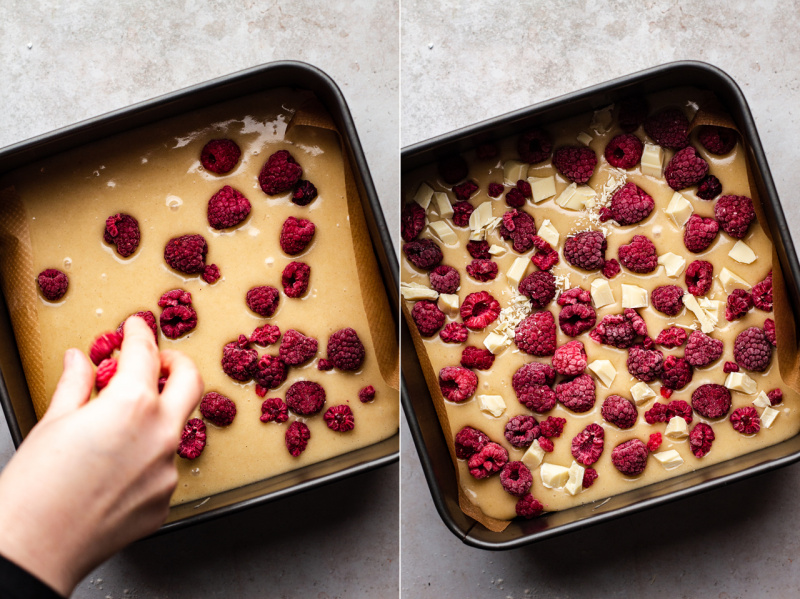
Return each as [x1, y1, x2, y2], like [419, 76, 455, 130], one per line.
[64, 348, 77, 368]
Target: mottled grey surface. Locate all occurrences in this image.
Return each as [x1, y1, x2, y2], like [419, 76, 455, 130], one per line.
[401, 1, 800, 598]
[0, 2, 398, 598]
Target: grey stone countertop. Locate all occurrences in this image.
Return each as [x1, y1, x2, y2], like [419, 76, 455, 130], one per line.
[401, 1, 800, 597]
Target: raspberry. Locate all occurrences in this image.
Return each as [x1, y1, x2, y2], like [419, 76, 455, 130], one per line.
[553, 146, 597, 184]
[317, 359, 333, 371]
[512, 361, 557, 392]
[453, 180, 479, 201]
[401, 202, 426, 242]
[602, 258, 621, 279]
[403, 238, 443, 270]
[564, 230, 606, 271]
[589, 309, 647, 349]
[103, 213, 141, 257]
[89, 331, 123, 366]
[647, 432, 663, 453]
[206, 186, 251, 230]
[651, 285, 684, 316]
[488, 182, 504, 197]
[725, 288, 752, 321]
[684, 330, 724, 367]
[429, 265, 460, 294]
[696, 175, 722, 200]
[555, 373, 596, 413]
[644, 107, 689, 149]
[500, 461, 533, 496]
[201, 264, 221, 284]
[730, 406, 760, 435]
[660, 387, 673, 399]
[460, 346, 495, 370]
[359, 385, 376, 403]
[285, 421, 311, 457]
[498, 209, 537, 253]
[505, 187, 525, 208]
[159, 298, 197, 340]
[250, 324, 281, 346]
[644, 402, 668, 424]
[515, 495, 544, 519]
[260, 397, 289, 423]
[279, 216, 316, 255]
[558, 287, 592, 307]
[292, 180, 318, 206]
[531, 237, 560, 271]
[199, 392, 237, 426]
[279, 329, 318, 366]
[285, 381, 326, 416]
[246, 285, 280, 317]
[438, 366, 478, 402]
[764, 318, 776, 347]
[259, 149, 302, 195]
[583, 468, 599, 488]
[768, 388, 783, 405]
[517, 129, 553, 164]
[37, 268, 68, 301]
[602, 395, 638, 429]
[661, 355, 693, 390]
[452, 201, 474, 227]
[665, 146, 709, 190]
[752, 271, 773, 311]
[327, 328, 366, 371]
[460, 291, 500, 330]
[539, 416, 566, 438]
[454, 426, 490, 459]
[466, 240, 491, 259]
[439, 322, 468, 343]
[515, 311, 557, 356]
[466, 259, 498, 282]
[618, 234, 658, 273]
[618, 96, 648, 133]
[723, 361, 739, 373]
[655, 326, 687, 348]
[537, 437, 555, 452]
[552, 340, 587, 376]
[437, 155, 468, 184]
[627, 346, 664, 383]
[504, 415, 540, 448]
[611, 439, 649, 476]
[117, 310, 159, 342]
[698, 125, 738, 155]
[95, 357, 117, 391]
[221, 336, 258, 381]
[467, 442, 508, 479]
[667, 400, 693, 423]
[200, 138, 241, 174]
[607, 182, 654, 225]
[683, 215, 719, 253]
[518, 385, 557, 413]
[164, 234, 212, 275]
[517, 179, 532, 198]
[571, 423, 604, 466]
[282, 261, 311, 298]
[689, 422, 715, 458]
[604, 134, 644, 169]
[715, 195, 755, 239]
[324, 404, 355, 432]
[733, 327, 772, 372]
[519, 270, 556, 309]
[685, 260, 714, 296]
[411, 300, 445, 337]
[691, 384, 731, 419]
[177, 418, 206, 460]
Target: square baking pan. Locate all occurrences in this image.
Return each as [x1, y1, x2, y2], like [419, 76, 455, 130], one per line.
[0, 60, 399, 533]
[401, 60, 800, 549]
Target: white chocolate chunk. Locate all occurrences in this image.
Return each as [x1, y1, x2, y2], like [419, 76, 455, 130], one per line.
[683, 293, 717, 334]
[577, 131, 593, 146]
[400, 282, 439, 301]
[574, 185, 598, 208]
[653, 450, 684, 470]
[432, 191, 453, 218]
[522, 441, 546, 470]
[729, 240, 757, 264]
[641, 143, 664, 178]
[507, 256, 529, 288]
[588, 359, 616, 387]
[428, 220, 458, 245]
[658, 252, 687, 278]
[503, 160, 528, 184]
[468, 201, 494, 241]
[719, 267, 751, 293]
[488, 244, 505, 256]
[631, 382, 657, 406]
[530, 176, 557, 203]
[565, 461, 586, 496]
[413, 182, 434, 209]
[555, 182, 583, 210]
[761, 406, 779, 428]
[537, 219, 560, 247]
[540, 463, 570, 489]
[483, 332, 511, 354]
[477, 394, 506, 418]
[665, 416, 689, 439]
[437, 293, 460, 315]
[590, 278, 615, 308]
[665, 192, 694, 228]
[621, 284, 648, 309]
[725, 371, 758, 395]
[753, 391, 772, 408]
[590, 105, 613, 134]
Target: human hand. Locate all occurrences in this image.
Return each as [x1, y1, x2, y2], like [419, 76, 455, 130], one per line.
[0, 316, 203, 596]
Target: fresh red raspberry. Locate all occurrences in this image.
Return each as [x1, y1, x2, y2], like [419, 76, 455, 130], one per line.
[571, 423, 604, 466]
[661, 355, 693, 390]
[564, 230, 606, 271]
[685, 260, 714, 296]
[260, 397, 289, 423]
[644, 107, 689, 149]
[488, 182, 504, 197]
[437, 155, 468, 184]
[467, 442, 508, 479]
[466, 259, 498, 282]
[539, 416, 566, 438]
[250, 324, 281, 346]
[401, 202, 426, 242]
[466, 240, 490, 259]
[558, 287, 592, 307]
[282, 261, 310, 298]
[665, 146, 709, 190]
[454, 426, 490, 459]
[201, 264, 220, 284]
[515, 494, 544, 519]
[537, 437, 555, 453]
[505, 187, 525, 208]
[601, 395, 638, 429]
[618, 234, 658, 273]
[177, 418, 206, 459]
[618, 96, 648, 133]
[246, 285, 280, 317]
[602, 258, 621, 279]
[518, 385, 557, 413]
[698, 126, 738, 155]
[730, 406, 760, 435]
[317, 359, 333, 371]
[221, 336, 258, 381]
[504, 415, 540, 448]
[164, 234, 211, 275]
[604, 134, 644, 169]
[551, 340, 587, 376]
[715, 195, 755, 239]
[324, 404, 355, 432]
[358, 385, 376, 403]
[460, 291, 500, 330]
[460, 346, 495, 370]
[660, 387, 674, 399]
[517, 179, 532, 197]
[207, 186, 251, 230]
[627, 346, 664, 383]
[691, 384, 731, 419]
[512, 361, 556, 392]
[696, 175, 722, 200]
[517, 129, 553, 164]
[327, 328, 366, 371]
[723, 361, 739, 373]
[531, 237, 560, 271]
[583, 468, 599, 488]
[199, 392, 237, 427]
[159, 298, 197, 339]
[684, 330, 724, 367]
[429, 265, 460, 294]
[651, 285, 684, 316]
[734, 327, 772, 372]
[438, 366, 478, 402]
[689, 422, 715, 458]
[278, 329, 318, 366]
[611, 439, 649, 476]
[411, 300, 445, 337]
[768, 388, 783, 405]
[555, 373, 596, 413]
[403, 238, 443, 270]
[498, 209, 537, 253]
[725, 288, 752, 321]
[201, 138, 241, 174]
[280, 216, 316, 255]
[519, 271, 556, 309]
[589, 308, 647, 349]
[500, 461, 533, 496]
[89, 331, 123, 366]
[103, 213, 140, 257]
[553, 146, 597, 184]
[37, 268, 69, 301]
[95, 357, 118, 391]
[683, 215, 719, 253]
[515, 311, 557, 356]
[285, 381, 326, 416]
[477, 143, 499, 159]
[453, 180, 479, 201]
[439, 322, 468, 343]
[655, 326, 687, 348]
[644, 402, 668, 424]
[117, 310, 159, 341]
[292, 180, 318, 206]
[764, 318, 776, 347]
[607, 182, 654, 225]
[647, 432, 663, 453]
[285, 421, 311, 457]
[452, 201, 474, 227]
[259, 149, 302, 195]
[752, 271, 773, 311]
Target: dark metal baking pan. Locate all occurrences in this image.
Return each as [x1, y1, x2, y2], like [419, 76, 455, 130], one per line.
[0, 60, 399, 532]
[401, 60, 800, 549]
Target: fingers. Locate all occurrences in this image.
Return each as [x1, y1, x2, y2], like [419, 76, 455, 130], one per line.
[44, 349, 94, 421]
[158, 349, 203, 426]
[114, 316, 160, 392]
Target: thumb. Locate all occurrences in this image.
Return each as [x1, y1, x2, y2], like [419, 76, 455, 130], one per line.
[44, 349, 94, 421]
